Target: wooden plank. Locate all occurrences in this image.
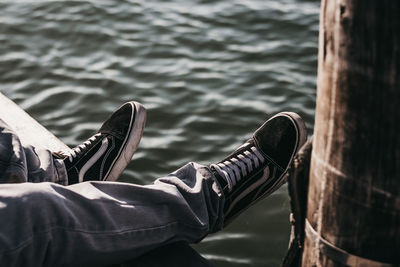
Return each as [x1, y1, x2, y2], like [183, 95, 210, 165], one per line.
[0, 92, 69, 152]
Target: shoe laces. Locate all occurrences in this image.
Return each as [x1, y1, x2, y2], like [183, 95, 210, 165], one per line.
[211, 144, 265, 192]
[61, 133, 102, 163]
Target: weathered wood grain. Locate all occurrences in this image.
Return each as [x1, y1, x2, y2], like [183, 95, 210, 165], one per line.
[302, 0, 400, 266]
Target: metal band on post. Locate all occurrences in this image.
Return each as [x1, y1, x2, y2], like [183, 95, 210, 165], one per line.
[305, 220, 395, 267]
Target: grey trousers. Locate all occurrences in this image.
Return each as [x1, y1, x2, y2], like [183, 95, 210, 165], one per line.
[0, 119, 224, 267]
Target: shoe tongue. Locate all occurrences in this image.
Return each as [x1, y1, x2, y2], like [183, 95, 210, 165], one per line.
[236, 139, 254, 150]
[210, 166, 229, 193]
[52, 151, 67, 160]
[53, 151, 73, 169]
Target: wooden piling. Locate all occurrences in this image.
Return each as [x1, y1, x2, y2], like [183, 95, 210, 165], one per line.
[302, 0, 400, 266]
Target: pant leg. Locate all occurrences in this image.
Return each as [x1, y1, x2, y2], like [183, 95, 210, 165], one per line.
[0, 162, 224, 267]
[0, 119, 68, 185]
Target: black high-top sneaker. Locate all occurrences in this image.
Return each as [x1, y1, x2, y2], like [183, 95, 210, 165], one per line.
[56, 101, 146, 184]
[210, 112, 307, 226]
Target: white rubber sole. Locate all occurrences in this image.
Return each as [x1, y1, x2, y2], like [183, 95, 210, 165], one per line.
[104, 101, 147, 181]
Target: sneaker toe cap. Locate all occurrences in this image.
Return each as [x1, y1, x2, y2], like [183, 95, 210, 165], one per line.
[254, 113, 306, 169]
[99, 102, 136, 138]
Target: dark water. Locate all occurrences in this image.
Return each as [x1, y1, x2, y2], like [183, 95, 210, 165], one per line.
[0, 0, 319, 266]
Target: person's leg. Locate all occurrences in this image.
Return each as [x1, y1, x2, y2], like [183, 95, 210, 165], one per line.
[0, 118, 67, 184]
[0, 101, 146, 185]
[0, 111, 306, 266]
[0, 162, 224, 267]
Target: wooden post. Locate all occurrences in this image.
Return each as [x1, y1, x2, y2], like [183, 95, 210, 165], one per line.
[302, 0, 400, 266]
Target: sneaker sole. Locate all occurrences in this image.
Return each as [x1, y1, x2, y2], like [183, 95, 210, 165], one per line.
[104, 102, 147, 181]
